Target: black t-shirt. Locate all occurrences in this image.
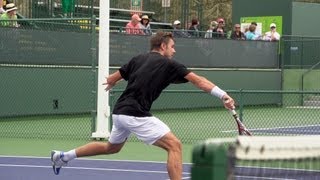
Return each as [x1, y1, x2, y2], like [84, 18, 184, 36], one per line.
[113, 52, 191, 117]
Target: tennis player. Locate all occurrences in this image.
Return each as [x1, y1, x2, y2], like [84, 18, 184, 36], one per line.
[51, 31, 235, 180]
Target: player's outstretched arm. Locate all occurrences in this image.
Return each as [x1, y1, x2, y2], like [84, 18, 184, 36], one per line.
[103, 70, 123, 91]
[184, 72, 235, 109]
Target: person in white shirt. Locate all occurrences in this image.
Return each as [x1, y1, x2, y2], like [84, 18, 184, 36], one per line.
[263, 23, 281, 41]
[204, 21, 217, 38]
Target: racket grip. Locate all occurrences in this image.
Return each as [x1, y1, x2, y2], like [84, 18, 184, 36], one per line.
[229, 109, 237, 116]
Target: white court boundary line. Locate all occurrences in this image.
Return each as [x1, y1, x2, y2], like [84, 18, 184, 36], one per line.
[238, 165, 320, 173]
[0, 155, 192, 165]
[235, 175, 295, 180]
[222, 124, 320, 133]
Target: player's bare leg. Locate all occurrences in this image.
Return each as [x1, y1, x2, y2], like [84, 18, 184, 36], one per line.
[75, 141, 126, 157]
[153, 132, 182, 180]
[51, 141, 125, 175]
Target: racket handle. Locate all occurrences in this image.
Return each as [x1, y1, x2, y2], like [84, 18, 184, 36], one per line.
[229, 109, 237, 116]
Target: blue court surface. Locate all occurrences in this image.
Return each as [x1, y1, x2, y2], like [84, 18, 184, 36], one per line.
[0, 156, 191, 180]
[251, 124, 320, 135]
[1, 156, 320, 179]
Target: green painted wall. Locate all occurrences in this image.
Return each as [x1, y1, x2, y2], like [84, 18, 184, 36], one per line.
[0, 67, 94, 117]
[0, 68, 281, 117]
[292, 2, 320, 36]
[283, 69, 320, 90]
[110, 68, 282, 110]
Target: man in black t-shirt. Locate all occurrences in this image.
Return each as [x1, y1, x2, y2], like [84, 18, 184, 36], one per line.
[51, 32, 235, 180]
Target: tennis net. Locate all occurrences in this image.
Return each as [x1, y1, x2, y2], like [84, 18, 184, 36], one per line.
[191, 135, 320, 180]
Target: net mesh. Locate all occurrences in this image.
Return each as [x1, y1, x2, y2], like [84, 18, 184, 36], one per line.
[231, 136, 320, 179]
[196, 136, 320, 180]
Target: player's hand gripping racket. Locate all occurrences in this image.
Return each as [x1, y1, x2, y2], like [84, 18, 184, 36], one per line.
[229, 109, 252, 136]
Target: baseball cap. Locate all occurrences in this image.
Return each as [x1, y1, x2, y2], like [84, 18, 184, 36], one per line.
[270, 23, 276, 28]
[173, 20, 181, 25]
[141, 15, 149, 20]
[131, 14, 141, 21]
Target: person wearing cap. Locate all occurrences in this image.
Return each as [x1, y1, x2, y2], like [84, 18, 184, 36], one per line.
[140, 15, 152, 35]
[0, 3, 18, 27]
[230, 24, 245, 40]
[212, 18, 226, 39]
[172, 20, 190, 38]
[263, 23, 280, 41]
[125, 14, 144, 35]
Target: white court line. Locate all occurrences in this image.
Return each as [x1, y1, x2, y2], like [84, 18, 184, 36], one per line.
[166, 177, 190, 180]
[0, 155, 192, 165]
[222, 124, 320, 133]
[238, 165, 320, 173]
[235, 175, 295, 180]
[0, 164, 190, 175]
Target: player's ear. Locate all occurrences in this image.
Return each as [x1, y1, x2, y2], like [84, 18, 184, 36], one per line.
[160, 42, 166, 51]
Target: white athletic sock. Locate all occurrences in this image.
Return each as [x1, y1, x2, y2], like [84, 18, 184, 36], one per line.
[62, 149, 77, 161]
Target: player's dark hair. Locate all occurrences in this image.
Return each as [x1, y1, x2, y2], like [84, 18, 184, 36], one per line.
[150, 31, 174, 51]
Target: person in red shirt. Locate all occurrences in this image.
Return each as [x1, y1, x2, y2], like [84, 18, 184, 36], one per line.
[125, 14, 144, 35]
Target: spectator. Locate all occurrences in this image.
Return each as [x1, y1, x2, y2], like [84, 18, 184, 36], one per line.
[263, 23, 280, 41]
[212, 18, 226, 39]
[230, 24, 245, 40]
[188, 18, 200, 37]
[172, 20, 190, 38]
[245, 24, 260, 40]
[125, 14, 144, 35]
[246, 21, 262, 39]
[204, 21, 217, 39]
[1, 0, 11, 14]
[0, 0, 5, 14]
[140, 15, 152, 35]
[0, 3, 18, 27]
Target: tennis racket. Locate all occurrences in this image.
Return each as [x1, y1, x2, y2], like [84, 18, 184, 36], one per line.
[229, 109, 252, 136]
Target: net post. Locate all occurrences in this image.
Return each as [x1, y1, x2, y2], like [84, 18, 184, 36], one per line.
[91, 0, 110, 140]
[191, 140, 228, 180]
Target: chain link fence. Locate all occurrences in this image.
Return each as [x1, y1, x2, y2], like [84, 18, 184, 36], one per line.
[0, 18, 97, 141]
[110, 90, 320, 144]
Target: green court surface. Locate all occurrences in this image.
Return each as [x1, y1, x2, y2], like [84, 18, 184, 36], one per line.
[0, 138, 194, 163]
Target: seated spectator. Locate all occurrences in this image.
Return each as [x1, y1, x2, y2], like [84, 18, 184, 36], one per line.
[0, 3, 18, 27]
[172, 20, 190, 38]
[204, 21, 217, 39]
[212, 18, 226, 39]
[140, 15, 152, 35]
[188, 18, 200, 37]
[125, 14, 144, 35]
[263, 23, 280, 41]
[245, 24, 260, 40]
[230, 24, 245, 40]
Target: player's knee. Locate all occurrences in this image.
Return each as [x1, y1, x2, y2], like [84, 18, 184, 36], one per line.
[168, 138, 182, 153]
[105, 142, 124, 154]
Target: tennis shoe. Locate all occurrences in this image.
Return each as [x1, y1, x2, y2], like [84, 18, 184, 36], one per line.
[51, 150, 68, 175]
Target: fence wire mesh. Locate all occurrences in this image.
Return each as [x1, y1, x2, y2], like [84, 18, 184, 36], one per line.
[110, 90, 320, 144]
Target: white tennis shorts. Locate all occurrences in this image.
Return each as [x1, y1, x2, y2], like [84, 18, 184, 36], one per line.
[109, 114, 171, 145]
